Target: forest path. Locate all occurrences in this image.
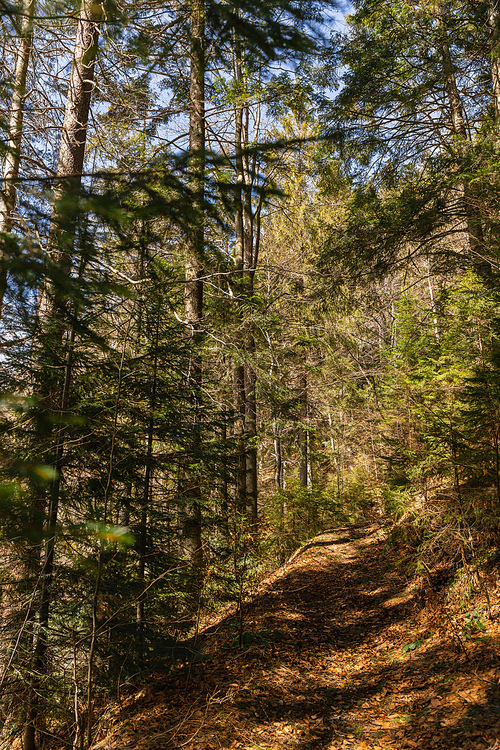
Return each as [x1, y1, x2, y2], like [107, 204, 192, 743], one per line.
[93, 523, 500, 750]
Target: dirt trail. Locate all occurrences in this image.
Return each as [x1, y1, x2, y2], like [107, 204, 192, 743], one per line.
[92, 524, 500, 750]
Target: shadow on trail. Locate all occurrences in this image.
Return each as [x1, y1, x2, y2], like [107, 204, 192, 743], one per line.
[252, 535, 414, 649]
[224, 534, 500, 749]
[116, 530, 500, 750]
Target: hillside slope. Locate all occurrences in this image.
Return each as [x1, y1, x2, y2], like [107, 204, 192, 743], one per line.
[90, 524, 500, 750]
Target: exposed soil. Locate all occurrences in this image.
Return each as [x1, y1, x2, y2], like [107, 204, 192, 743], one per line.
[91, 523, 500, 750]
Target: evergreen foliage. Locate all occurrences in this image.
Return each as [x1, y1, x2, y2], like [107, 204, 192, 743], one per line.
[1, 0, 500, 746]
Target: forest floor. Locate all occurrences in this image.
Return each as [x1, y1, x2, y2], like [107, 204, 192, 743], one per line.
[91, 523, 500, 750]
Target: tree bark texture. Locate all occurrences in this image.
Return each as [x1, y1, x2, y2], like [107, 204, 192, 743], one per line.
[439, 21, 486, 272]
[298, 374, 309, 490]
[488, 1, 500, 121]
[38, 0, 101, 321]
[232, 34, 259, 521]
[245, 362, 258, 522]
[0, 0, 36, 318]
[23, 5, 101, 748]
[180, 0, 205, 577]
[232, 34, 247, 514]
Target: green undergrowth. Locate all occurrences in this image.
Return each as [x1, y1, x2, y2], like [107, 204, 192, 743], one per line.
[382, 484, 500, 628]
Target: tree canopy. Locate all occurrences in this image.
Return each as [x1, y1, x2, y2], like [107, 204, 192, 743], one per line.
[1, 1, 500, 747]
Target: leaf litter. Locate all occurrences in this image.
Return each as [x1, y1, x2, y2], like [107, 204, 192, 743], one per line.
[89, 523, 500, 750]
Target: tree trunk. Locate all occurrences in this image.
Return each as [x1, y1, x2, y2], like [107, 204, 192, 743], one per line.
[244, 362, 258, 522]
[24, 333, 74, 750]
[232, 32, 247, 513]
[232, 34, 260, 521]
[23, 5, 101, 748]
[180, 0, 205, 577]
[298, 374, 309, 489]
[38, 0, 101, 320]
[0, 0, 36, 318]
[233, 358, 247, 512]
[488, 0, 500, 122]
[439, 21, 486, 274]
[242, 123, 258, 524]
[274, 431, 284, 490]
[136, 301, 159, 641]
[440, 32, 467, 142]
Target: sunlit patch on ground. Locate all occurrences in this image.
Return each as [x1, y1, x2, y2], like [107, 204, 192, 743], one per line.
[89, 524, 500, 750]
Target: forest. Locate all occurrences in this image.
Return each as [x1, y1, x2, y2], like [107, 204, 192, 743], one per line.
[1, 0, 500, 747]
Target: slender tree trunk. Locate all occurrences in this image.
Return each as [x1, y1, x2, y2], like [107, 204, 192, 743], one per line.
[242, 146, 258, 524]
[426, 256, 440, 344]
[220, 414, 230, 541]
[84, 551, 102, 750]
[232, 35, 260, 521]
[298, 374, 309, 489]
[233, 355, 247, 512]
[450, 418, 463, 508]
[24, 332, 75, 750]
[23, 5, 101, 748]
[488, 0, 500, 122]
[241, 57, 259, 524]
[296, 273, 309, 492]
[494, 429, 500, 504]
[244, 362, 258, 522]
[439, 21, 486, 271]
[274, 431, 284, 490]
[180, 0, 205, 577]
[85, 312, 131, 750]
[38, 0, 101, 320]
[440, 33, 467, 141]
[0, 0, 36, 318]
[137, 310, 159, 636]
[232, 33, 247, 513]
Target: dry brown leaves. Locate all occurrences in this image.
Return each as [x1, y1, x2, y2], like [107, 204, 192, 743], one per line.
[90, 525, 500, 750]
